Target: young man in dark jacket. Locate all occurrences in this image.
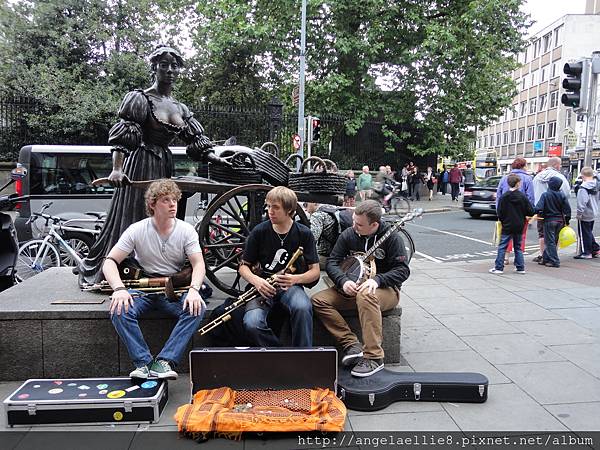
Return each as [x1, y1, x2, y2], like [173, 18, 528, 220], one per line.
[311, 200, 410, 377]
[490, 174, 534, 274]
[535, 176, 572, 268]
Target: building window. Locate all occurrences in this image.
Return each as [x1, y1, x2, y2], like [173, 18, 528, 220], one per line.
[550, 91, 558, 108]
[566, 109, 572, 128]
[543, 33, 552, 53]
[518, 127, 525, 143]
[484, 135, 488, 147]
[510, 129, 517, 144]
[530, 70, 537, 86]
[511, 106, 518, 119]
[536, 124, 545, 140]
[520, 101, 527, 116]
[521, 77, 527, 90]
[551, 62, 557, 78]
[540, 65, 548, 82]
[554, 25, 563, 47]
[523, 47, 528, 63]
[538, 94, 547, 111]
[489, 134, 494, 146]
[496, 132, 501, 146]
[533, 39, 541, 58]
[504, 109, 509, 121]
[527, 126, 535, 141]
[548, 121, 556, 138]
[529, 98, 537, 114]
[503, 131, 509, 145]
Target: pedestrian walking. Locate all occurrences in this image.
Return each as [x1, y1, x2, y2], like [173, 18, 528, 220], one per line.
[463, 163, 475, 191]
[425, 166, 435, 201]
[573, 167, 600, 259]
[357, 165, 372, 202]
[535, 177, 571, 268]
[449, 165, 462, 202]
[410, 166, 423, 201]
[489, 174, 534, 275]
[439, 165, 449, 195]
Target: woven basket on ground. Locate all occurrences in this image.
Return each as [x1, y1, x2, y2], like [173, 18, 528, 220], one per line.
[287, 156, 346, 195]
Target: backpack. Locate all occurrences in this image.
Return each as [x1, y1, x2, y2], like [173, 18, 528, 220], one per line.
[318, 205, 353, 235]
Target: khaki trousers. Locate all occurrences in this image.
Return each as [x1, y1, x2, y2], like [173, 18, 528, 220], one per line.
[311, 287, 399, 359]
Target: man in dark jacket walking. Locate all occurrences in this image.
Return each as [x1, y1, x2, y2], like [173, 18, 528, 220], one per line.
[449, 166, 462, 201]
[311, 200, 410, 378]
[489, 174, 534, 274]
[535, 177, 572, 268]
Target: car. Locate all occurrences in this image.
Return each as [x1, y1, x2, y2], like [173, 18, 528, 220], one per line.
[462, 175, 502, 218]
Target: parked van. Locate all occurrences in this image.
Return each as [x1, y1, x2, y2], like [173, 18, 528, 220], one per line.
[14, 145, 212, 241]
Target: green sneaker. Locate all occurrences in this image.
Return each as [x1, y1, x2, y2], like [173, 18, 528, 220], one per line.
[149, 359, 178, 380]
[129, 365, 150, 379]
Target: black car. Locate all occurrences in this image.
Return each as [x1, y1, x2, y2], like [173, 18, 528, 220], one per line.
[463, 175, 502, 218]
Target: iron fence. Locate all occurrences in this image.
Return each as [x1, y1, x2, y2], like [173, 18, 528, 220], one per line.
[0, 95, 426, 170]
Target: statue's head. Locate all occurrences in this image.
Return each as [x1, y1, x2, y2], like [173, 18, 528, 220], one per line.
[149, 45, 184, 70]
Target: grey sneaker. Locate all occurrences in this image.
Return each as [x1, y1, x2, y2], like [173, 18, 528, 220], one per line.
[341, 343, 363, 367]
[488, 268, 503, 274]
[129, 365, 150, 379]
[351, 358, 384, 377]
[514, 268, 526, 274]
[149, 359, 178, 380]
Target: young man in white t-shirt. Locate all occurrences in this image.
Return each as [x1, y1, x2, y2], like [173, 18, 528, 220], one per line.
[103, 179, 206, 380]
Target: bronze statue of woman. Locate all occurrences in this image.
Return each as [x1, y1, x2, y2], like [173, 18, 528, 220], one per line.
[79, 46, 223, 285]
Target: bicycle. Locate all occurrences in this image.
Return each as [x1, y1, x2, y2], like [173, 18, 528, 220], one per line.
[15, 202, 103, 281]
[373, 180, 412, 216]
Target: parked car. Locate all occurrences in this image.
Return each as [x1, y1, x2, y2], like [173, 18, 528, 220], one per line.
[462, 175, 502, 218]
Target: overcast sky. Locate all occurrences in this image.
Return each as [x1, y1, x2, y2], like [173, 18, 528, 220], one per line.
[522, 0, 587, 36]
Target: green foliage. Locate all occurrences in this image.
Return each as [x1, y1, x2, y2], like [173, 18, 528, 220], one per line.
[0, 0, 529, 160]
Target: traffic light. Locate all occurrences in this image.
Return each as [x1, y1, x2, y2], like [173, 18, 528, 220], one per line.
[561, 59, 591, 113]
[311, 117, 321, 142]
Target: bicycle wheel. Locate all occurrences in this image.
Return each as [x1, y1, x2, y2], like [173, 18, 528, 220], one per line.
[391, 196, 411, 216]
[60, 231, 95, 266]
[397, 228, 415, 264]
[15, 239, 61, 282]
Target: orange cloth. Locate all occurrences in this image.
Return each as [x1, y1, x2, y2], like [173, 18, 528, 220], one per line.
[175, 387, 346, 433]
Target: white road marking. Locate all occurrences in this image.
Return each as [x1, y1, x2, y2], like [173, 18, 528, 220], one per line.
[407, 223, 494, 246]
[414, 251, 443, 263]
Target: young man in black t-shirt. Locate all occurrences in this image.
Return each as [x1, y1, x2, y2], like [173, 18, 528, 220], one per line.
[239, 186, 320, 347]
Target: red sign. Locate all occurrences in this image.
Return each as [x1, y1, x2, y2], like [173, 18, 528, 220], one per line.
[548, 143, 562, 157]
[292, 134, 301, 150]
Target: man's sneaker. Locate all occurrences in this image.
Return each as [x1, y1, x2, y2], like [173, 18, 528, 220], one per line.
[532, 255, 543, 263]
[488, 268, 503, 274]
[351, 358, 384, 377]
[544, 262, 560, 268]
[149, 359, 178, 380]
[574, 254, 592, 260]
[593, 251, 600, 258]
[341, 343, 363, 367]
[514, 268, 526, 274]
[129, 365, 150, 379]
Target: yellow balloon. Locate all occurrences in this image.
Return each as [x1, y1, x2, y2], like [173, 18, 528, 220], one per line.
[558, 226, 576, 249]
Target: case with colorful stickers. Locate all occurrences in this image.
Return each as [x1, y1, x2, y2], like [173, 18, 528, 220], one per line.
[3, 378, 168, 426]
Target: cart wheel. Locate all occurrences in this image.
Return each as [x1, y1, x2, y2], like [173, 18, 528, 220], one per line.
[197, 184, 309, 296]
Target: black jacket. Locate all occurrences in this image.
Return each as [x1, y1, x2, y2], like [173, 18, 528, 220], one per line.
[326, 220, 410, 290]
[535, 176, 571, 222]
[497, 189, 534, 235]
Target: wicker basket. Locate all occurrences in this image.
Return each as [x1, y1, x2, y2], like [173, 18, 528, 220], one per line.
[288, 156, 346, 195]
[208, 152, 262, 185]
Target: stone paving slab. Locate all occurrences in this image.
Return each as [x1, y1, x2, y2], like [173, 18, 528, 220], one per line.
[436, 312, 520, 336]
[482, 302, 563, 322]
[408, 296, 483, 315]
[401, 328, 470, 353]
[496, 361, 600, 405]
[559, 287, 600, 300]
[398, 306, 443, 331]
[455, 288, 527, 305]
[461, 334, 564, 365]
[554, 307, 600, 331]
[402, 350, 510, 385]
[550, 343, 600, 377]
[514, 290, 597, 309]
[544, 402, 600, 431]
[348, 410, 461, 432]
[511, 320, 598, 346]
[441, 383, 568, 431]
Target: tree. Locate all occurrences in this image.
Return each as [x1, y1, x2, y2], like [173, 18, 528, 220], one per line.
[186, 0, 529, 157]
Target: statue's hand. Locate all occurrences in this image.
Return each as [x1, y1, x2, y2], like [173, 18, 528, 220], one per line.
[108, 169, 125, 187]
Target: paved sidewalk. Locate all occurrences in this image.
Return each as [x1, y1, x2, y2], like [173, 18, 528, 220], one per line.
[1, 256, 599, 445]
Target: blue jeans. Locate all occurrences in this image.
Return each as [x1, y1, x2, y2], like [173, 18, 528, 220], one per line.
[243, 285, 313, 347]
[495, 233, 524, 271]
[111, 291, 204, 368]
[543, 219, 563, 266]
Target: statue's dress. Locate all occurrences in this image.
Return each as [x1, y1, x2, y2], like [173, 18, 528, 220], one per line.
[79, 89, 209, 284]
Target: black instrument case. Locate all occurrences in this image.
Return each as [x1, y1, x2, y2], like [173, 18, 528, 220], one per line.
[338, 369, 488, 411]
